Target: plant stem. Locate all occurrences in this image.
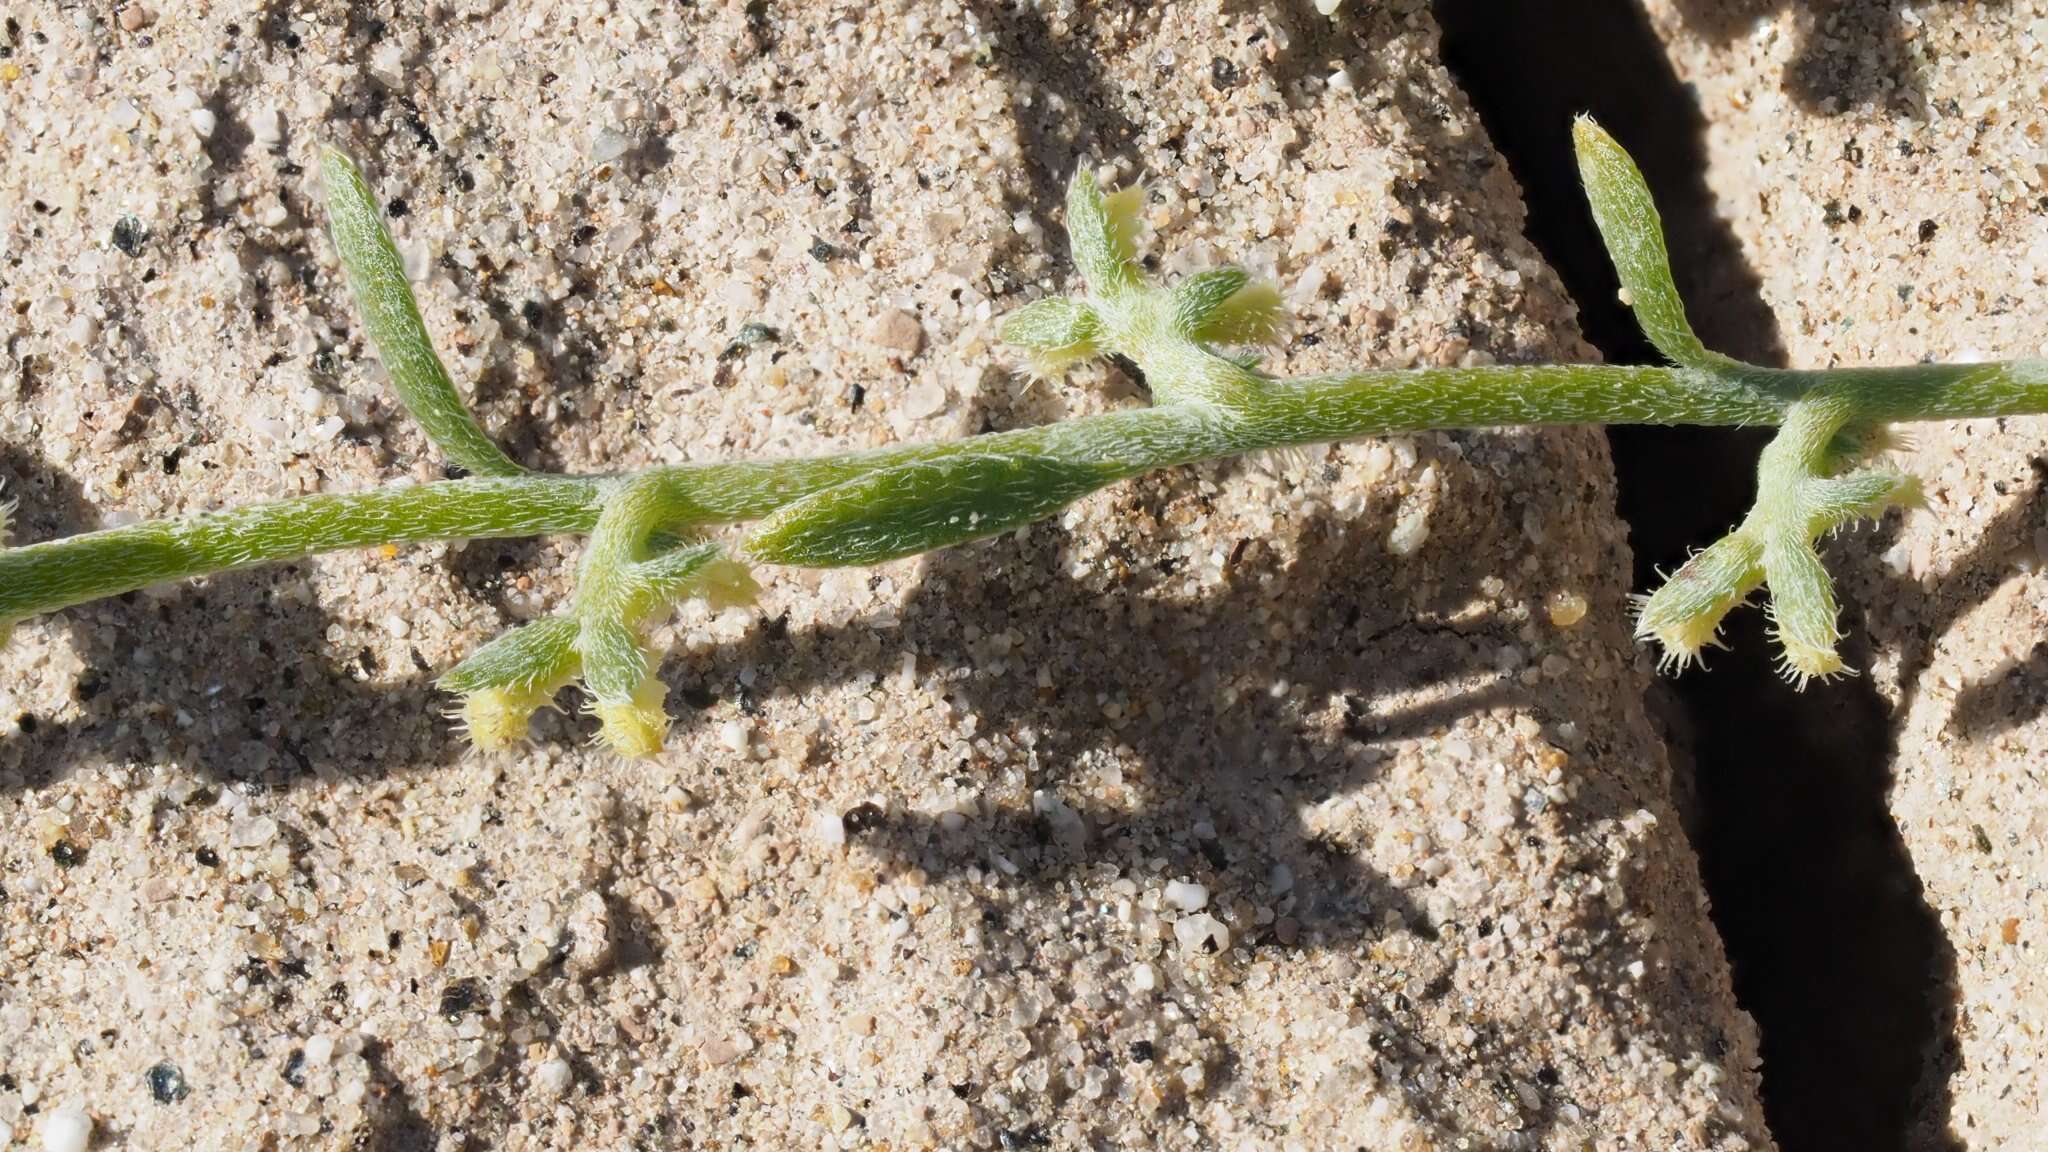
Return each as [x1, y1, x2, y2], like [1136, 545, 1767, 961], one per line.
[0, 476, 599, 623]
[6, 353, 2044, 629]
[1768, 359, 2048, 422]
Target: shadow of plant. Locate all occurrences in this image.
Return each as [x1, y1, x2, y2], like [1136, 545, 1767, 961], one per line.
[1863, 459, 2048, 737]
[0, 3, 1793, 1146]
[1666, 0, 2010, 117]
[0, 442, 462, 792]
[632, 362, 1742, 1144]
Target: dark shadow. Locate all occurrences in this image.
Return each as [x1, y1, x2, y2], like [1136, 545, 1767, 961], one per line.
[1436, 0, 1791, 373]
[1878, 456, 2048, 736]
[1677, 615, 1960, 1152]
[0, 443, 464, 793]
[661, 384, 1506, 971]
[1666, 0, 2007, 118]
[359, 1037, 438, 1152]
[6, 4, 1901, 1142]
[1951, 635, 2048, 737]
[1435, 1, 1960, 1148]
[646, 364, 1746, 1144]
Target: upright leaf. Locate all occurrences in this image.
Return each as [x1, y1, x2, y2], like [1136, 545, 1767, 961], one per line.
[1574, 117, 1730, 371]
[321, 146, 525, 477]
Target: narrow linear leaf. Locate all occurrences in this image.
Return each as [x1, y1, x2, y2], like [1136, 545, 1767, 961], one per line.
[321, 146, 525, 478]
[1101, 185, 1144, 266]
[999, 296, 1101, 371]
[578, 616, 654, 704]
[1171, 269, 1249, 336]
[1573, 116, 1724, 371]
[1760, 534, 1847, 685]
[1064, 167, 1139, 294]
[1801, 468, 1923, 529]
[439, 615, 581, 694]
[746, 454, 1118, 568]
[1192, 281, 1285, 347]
[618, 541, 759, 618]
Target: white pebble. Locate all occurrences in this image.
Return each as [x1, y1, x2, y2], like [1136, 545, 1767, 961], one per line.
[901, 381, 948, 420]
[1130, 962, 1158, 993]
[588, 128, 634, 164]
[189, 107, 217, 138]
[1173, 913, 1230, 955]
[812, 809, 847, 848]
[1268, 863, 1294, 895]
[1030, 790, 1087, 847]
[535, 1057, 573, 1097]
[1162, 879, 1210, 912]
[229, 816, 279, 848]
[249, 106, 283, 146]
[369, 43, 405, 85]
[1388, 471, 1437, 556]
[718, 719, 752, 756]
[40, 1107, 92, 1152]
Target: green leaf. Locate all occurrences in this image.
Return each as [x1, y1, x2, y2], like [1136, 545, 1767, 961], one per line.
[1170, 269, 1286, 347]
[1573, 117, 1727, 371]
[439, 615, 581, 694]
[1633, 530, 1763, 672]
[321, 146, 525, 477]
[577, 616, 654, 704]
[745, 454, 1118, 568]
[999, 296, 1101, 373]
[1801, 468, 1922, 530]
[617, 540, 759, 619]
[1064, 167, 1140, 294]
[1170, 269, 1248, 335]
[1760, 534, 1846, 686]
[576, 616, 668, 757]
[1191, 281, 1284, 347]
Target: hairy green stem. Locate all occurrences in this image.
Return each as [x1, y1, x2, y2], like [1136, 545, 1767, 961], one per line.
[0, 476, 599, 622]
[5, 115, 2044, 755]
[4, 354, 2046, 629]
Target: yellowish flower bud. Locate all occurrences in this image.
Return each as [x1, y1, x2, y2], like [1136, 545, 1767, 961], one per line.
[594, 676, 670, 759]
[458, 684, 557, 752]
[1632, 533, 1763, 674]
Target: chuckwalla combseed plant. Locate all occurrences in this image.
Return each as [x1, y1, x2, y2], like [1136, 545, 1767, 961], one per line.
[4, 119, 2044, 756]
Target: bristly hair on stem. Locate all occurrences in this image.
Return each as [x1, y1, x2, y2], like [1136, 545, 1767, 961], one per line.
[2, 116, 2046, 756]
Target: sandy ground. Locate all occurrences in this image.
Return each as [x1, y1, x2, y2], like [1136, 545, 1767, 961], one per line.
[0, 1, 1869, 1148]
[1646, 1, 2048, 1146]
